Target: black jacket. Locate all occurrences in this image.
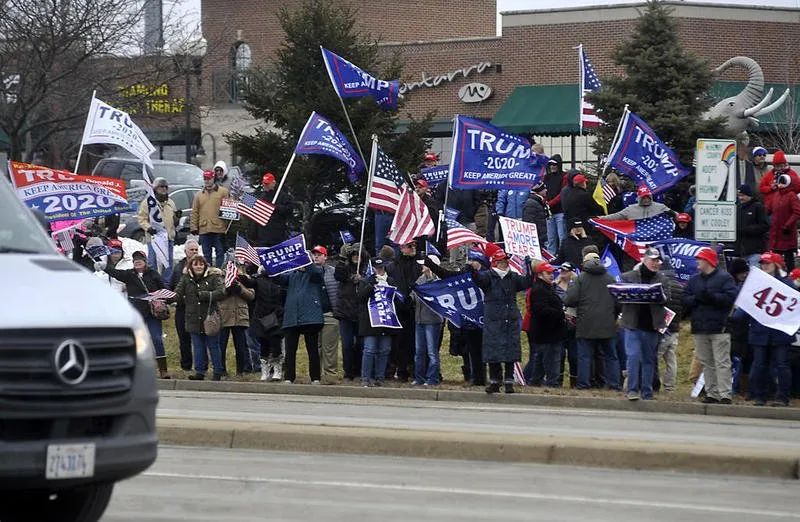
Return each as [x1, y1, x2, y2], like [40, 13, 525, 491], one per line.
[736, 199, 770, 256]
[442, 187, 481, 224]
[561, 185, 604, 226]
[527, 278, 566, 343]
[543, 154, 566, 215]
[334, 259, 367, 322]
[683, 268, 739, 334]
[240, 273, 285, 339]
[387, 254, 422, 313]
[104, 264, 164, 319]
[248, 189, 293, 247]
[522, 193, 549, 248]
[552, 234, 595, 268]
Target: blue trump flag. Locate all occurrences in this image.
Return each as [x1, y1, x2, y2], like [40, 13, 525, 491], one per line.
[425, 241, 441, 258]
[339, 230, 356, 244]
[320, 47, 400, 110]
[368, 284, 403, 329]
[256, 235, 313, 276]
[650, 238, 715, 285]
[295, 111, 365, 182]
[413, 274, 484, 328]
[607, 109, 690, 195]
[449, 115, 543, 190]
[600, 245, 621, 281]
[420, 165, 449, 187]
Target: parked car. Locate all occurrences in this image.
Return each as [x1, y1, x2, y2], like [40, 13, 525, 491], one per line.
[308, 202, 374, 256]
[92, 157, 203, 189]
[117, 186, 199, 245]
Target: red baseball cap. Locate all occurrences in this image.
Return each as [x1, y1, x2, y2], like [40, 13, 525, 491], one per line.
[262, 172, 276, 185]
[789, 268, 800, 280]
[535, 262, 555, 274]
[312, 245, 328, 256]
[573, 174, 587, 184]
[637, 186, 653, 198]
[675, 213, 692, 223]
[424, 151, 439, 162]
[202, 170, 215, 180]
[760, 251, 785, 266]
[415, 179, 429, 189]
[695, 247, 718, 267]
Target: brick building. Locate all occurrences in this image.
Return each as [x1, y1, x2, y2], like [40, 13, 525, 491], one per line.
[197, 0, 800, 170]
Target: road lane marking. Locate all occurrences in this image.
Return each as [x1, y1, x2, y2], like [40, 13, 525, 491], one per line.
[143, 471, 800, 518]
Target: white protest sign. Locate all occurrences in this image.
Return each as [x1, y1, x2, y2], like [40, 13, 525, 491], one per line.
[734, 267, 800, 335]
[695, 138, 736, 241]
[80, 96, 156, 168]
[498, 216, 541, 259]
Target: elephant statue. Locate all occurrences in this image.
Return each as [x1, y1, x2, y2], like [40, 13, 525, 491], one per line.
[703, 56, 790, 136]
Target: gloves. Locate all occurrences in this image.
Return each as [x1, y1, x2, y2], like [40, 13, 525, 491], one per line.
[147, 227, 157, 235]
[93, 261, 106, 272]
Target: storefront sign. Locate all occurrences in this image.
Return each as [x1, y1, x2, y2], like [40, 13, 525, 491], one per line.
[458, 83, 492, 103]
[400, 62, 494, 94]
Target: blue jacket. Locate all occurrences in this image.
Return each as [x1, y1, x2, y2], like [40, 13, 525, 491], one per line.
[732, 275, 796, 346]
[495, 189, 529, 220]
[280, 264, 325, 328]
[683, 268, 738, 334]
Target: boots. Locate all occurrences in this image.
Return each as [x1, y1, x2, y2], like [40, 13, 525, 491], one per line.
[270, 356, 283, 382]
[260, 358, 269, 382]
[156, 357, 171, 379]
[569, 375, 577, 389]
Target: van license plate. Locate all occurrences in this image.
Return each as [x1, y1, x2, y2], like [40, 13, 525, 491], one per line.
[46, 443, 95, 479]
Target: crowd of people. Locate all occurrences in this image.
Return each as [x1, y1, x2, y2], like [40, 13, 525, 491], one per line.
[66, 145, 800, 406]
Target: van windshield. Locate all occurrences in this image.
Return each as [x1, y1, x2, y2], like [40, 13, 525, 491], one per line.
[0, 180, 56, 254]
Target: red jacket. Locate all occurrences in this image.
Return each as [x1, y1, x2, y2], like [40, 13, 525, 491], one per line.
[760, 167, 800, 210]
[766, 187, 800, 250]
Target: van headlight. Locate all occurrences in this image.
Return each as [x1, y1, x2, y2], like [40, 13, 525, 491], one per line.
[134, 318, 155, 359]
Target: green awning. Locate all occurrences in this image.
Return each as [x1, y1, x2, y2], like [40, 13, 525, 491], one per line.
[491, 84, 581, 136]
[709, 81, 799, 132]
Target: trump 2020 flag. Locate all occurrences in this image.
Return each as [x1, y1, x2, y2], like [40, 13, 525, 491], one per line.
[420, 165, 449, 187]
[294, 112, 365, 182]
[368, 284, 403, 329]
[320, 47, 400, 110]
[590, 214, 675, 261]
[413, 274, 484, 328]
[606, 108, 690, 195]
[607, 283, 666, 304]
[650, 238, 715, 285]
[600, 246, 621, 282]
[257, 235, 313, 276]
[735, 267, 800, 336]
[80, 95, 156, 168]
[449, 115, 543, 190]
[340, 230, 356, 244]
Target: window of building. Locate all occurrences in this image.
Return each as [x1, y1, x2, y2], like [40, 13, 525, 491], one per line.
[230, 42, 252, 103]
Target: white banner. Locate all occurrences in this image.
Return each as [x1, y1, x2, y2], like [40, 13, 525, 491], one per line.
[498, 216, 542, 259]
[734, 268, 800, 335]
[80, 96, 156, 168]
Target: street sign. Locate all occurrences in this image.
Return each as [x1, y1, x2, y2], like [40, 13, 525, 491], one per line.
[695, 139, 737, 241]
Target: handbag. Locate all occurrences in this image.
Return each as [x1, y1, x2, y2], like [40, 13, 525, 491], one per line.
[149, 299, 170, 321]
[203, 298, 221, 336]
[258, 312, 279, 333]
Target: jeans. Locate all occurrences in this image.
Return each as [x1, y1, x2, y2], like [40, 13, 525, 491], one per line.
[374, 211, 394, 254]
[694, 333, 732, 400]
[624, 329, 660, 399]
[524, 332, 543, 386]
[339, 319, 361, 379]
[283, 325, 322, 383]
[545, 213, 566, 255]
[559, 333, 577, 386]
[220, 325, 251, 374]
[190, 332, 223, 376]
[362, 335, 392, 384]
[750, 344, 791, 403]
[174, 306, 193, 370]
[145, 316, 165, 358]
[534, 342, 563, 387]
[148, 240, 174, 283]
[414, 323, 441, 385]
[199, 232, 225, 267]
[576, 338, 620, 390]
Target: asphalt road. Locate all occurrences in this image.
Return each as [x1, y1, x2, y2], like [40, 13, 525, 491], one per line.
[157, 390, 800, 451]
[104, 446, 800, 522]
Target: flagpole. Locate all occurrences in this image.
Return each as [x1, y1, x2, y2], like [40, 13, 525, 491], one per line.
[73, 89, 97, 174]
[576, 44, 583, 137]
[357, 135, 379, 275]
[272, 153, 297, 203]
[336, 96, 369, 169]
[602, 104, 629, 177]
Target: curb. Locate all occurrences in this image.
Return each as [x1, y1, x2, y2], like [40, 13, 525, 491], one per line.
[157, 379, 800, 421]
[157, 417, 800, 480]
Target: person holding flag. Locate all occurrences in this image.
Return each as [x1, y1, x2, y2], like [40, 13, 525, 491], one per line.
[335, 243, 370, 381]
[191, 170, 230, 267]
[525, 262, 566, 388]
[357, 259, 401, 387]
[218, 259, 256, 376]
[599, 186, 674, 222]
[138, 177, 177, 281]
[248, 172, 293, 247]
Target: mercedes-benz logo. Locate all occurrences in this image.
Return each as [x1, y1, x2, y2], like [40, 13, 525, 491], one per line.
[53, 339, 89, 386]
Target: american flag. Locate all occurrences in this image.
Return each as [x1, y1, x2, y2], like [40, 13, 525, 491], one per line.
[224, 261, 238, 288]
[590, 214, 674, 261]
[541, 248, 555, 261]
[239, 193, 275, 226]
[367, 146, 405, 213]
[235, 234, 261, 267]
[387, 188, 435, 246]
[600, 176, 616, 203]
[579, 44, 602, 132]
[148, 289, 176, 300]
[445, 218, 487, 250]
[52, 229, 74, 254]
[513, 362, 527, 386]
[508, 255, 527, 276]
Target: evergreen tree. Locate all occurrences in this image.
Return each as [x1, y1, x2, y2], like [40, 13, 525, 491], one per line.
[226, 0, 433, 235]
[588, 0, 725, 166]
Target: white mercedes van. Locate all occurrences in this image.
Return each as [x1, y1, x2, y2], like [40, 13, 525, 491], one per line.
[0, 175, 158, 521]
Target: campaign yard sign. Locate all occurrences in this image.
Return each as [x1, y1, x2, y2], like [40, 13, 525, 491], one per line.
[256, 235, 312, 276]
[498, 216, 542, 259]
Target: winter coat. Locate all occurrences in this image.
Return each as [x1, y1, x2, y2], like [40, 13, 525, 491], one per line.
[522, 193, 549, 248]
[248, 189, 293, 247]
[766, 187, 800, 251]
[213, 160, 232, 190]
[495, 189, 529, 220]
[561, 186, 604, 225]
[552, 234, 595, 268]
[138, 196, 177, 242]
[563, 259, 618, 339]
[190, 184, 230, 235]
[618, 265, 670, 332]
[334, 258, 367, 321]
[104, 263, 165, 320]
[446, 188, 481, 224]
[218, 272, 255, 328]
[387, 254, 422, 314]
[543, 155, 567, 215]
[732, 274, 794, 346]
[736, 198, 770, 256]
[760, 167, 800, 208]
[357, 275, 402, 337]
[174, 268, 226, 334]
[472, 268, 532, 363]
[280, 264, 325, 329]
[683, 267, 738, 334]
[527, 278, 566, 344]
[320, 264, 339, 314]
[413, 273, 444, 325]
[662, 273, 684, 334]
[602, 201, 671, 221]
[240, 273, 285, 340]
